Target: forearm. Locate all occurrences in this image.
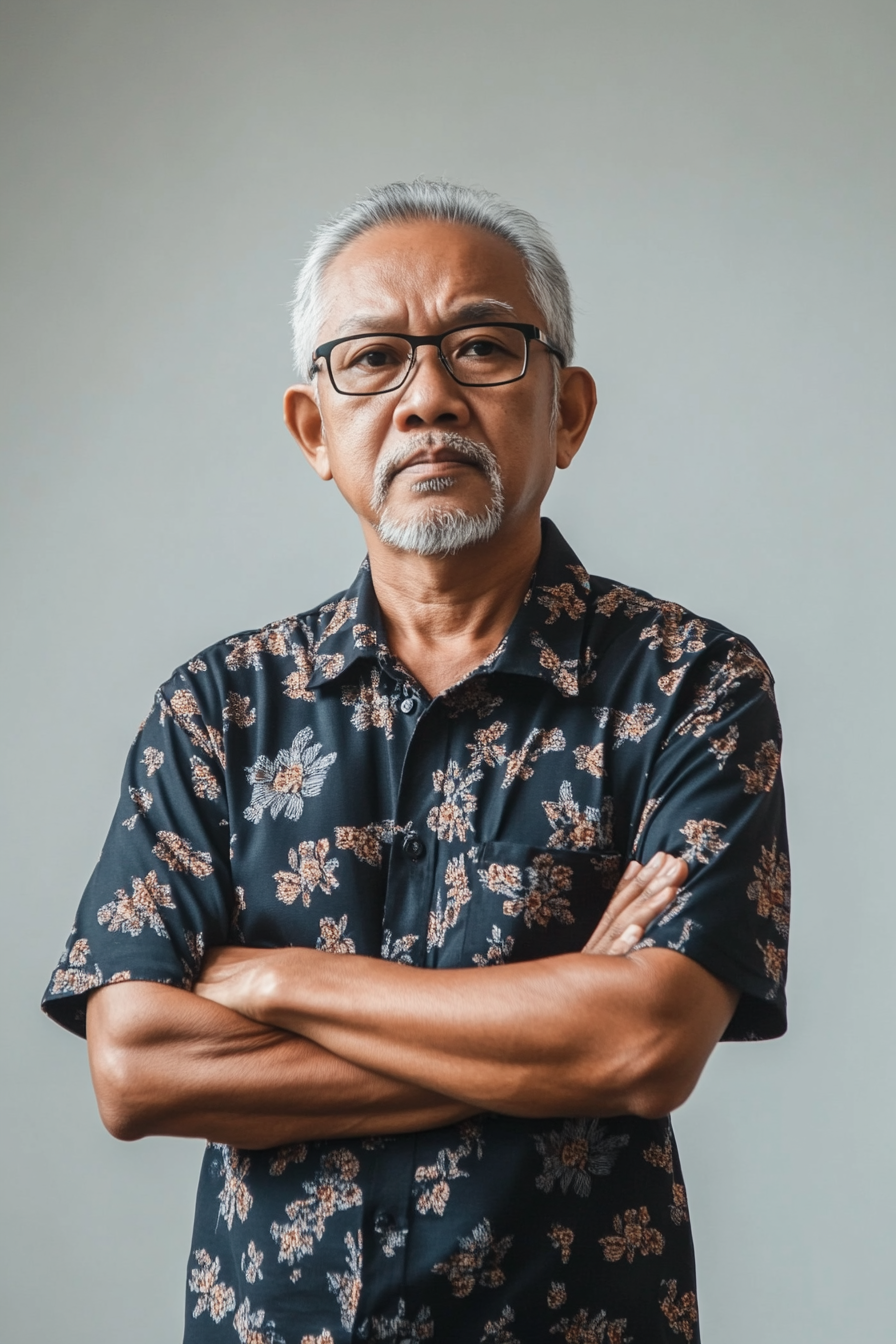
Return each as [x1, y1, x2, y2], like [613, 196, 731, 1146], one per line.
[202, 947, 735, 1119]
[86, 981, 475, 1147]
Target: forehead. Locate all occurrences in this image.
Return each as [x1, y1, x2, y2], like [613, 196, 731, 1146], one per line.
[318, 219, 539, 335]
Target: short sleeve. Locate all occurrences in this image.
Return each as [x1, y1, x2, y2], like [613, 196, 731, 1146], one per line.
[42, 671, 235, 1037]
[632, 636, 790, 1040]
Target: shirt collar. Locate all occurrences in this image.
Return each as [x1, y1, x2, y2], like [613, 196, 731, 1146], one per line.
[304, 518, 595, 697]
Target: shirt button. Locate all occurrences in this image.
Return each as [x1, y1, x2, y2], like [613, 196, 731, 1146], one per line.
[399, 697, 417, 715]
[403, 834, 425, 861]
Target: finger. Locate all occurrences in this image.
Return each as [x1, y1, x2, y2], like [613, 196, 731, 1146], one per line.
[607, 922, 645, 956]
[582, 881, 680, 954]
[584, 854, 685, 951]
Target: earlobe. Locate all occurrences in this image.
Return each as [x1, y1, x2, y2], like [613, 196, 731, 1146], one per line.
[284, 385, 332, 481]
[555, 367, 597, 470]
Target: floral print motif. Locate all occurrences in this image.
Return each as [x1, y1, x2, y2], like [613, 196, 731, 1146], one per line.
[414, 1121, 484, 1215]
[599, 1207, 665, 1263]
[270, 1149, 362, 1277]
[530, 631, 580, 697]
[679, 817, 729, 865]
[233, 1297, 276, 1344]
[472, 924, 515, 966]
[481, 1304, 521, 1341]
[190, 756, 220, 800]
[142, 745, 164, 775]
[224, 691, 256, 728]
[548, 1224, 575, 1264]
[97, 869, 175, 937]
[317, 914, 356, 954]
[242, 1240, 264, 1283]
[427, 855, 472, 950]
[596, 584, 708, 664]
[503, 727, 565, 786]
[244, 728, 336, 823]
[381, 928, 419, 963]
[43, 519, 788, 1342]
[708, 724, 739, 770]
[122, 785, 152, 830]
[52, 938, 104, 994]
[189, 1249, 236, 1323]
[659, 1278, 699, 1340]
[747, 841, 791, 935]
[273, 839, 339, 906]
[212, 1144, 253, 1230]
[739, 739, 781, 794]
[427, 760, 480, 841]
[327, 1230, 362, 1330]
[549, 1306, 631, 1343]
[547, 1282, 568, 1310]
[480, 853, 575, 929]
[534, 1120, 630, 1197]
[538, 582, 587, 624]
[342, 666, 398, 738]
[595, 702, 659, 746]
[543, 781, 614, 850]
[152, 830, 214, 877]
[364, 1300, 434, 1340]
[573, 742, 605, 777]
[334, 819, 398, 867]
[432, 1218, 513, 1297]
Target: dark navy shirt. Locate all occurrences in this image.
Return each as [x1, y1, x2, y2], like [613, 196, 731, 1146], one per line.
[43, 519, 789, 1344]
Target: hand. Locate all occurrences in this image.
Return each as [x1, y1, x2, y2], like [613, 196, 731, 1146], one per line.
[194, 945, 281, 1018]
[582, 852, 688, 957]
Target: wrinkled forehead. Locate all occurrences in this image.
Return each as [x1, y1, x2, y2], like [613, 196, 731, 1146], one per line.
[316, 219, 542, 339]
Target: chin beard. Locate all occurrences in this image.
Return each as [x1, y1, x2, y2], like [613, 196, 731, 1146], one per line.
[371, 433, 505, 557]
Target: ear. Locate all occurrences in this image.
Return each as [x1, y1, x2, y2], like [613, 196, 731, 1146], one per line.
[284, 385, 332, 481]
[554, 367, 597, 470]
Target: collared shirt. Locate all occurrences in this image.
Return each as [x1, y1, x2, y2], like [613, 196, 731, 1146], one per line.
[43, 519, 789, 1344]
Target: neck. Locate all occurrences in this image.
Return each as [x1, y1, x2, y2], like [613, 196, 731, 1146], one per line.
[362, 513, 543, 697]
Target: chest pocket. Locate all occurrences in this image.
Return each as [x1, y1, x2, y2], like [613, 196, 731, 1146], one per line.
[461, 842, 622, 966]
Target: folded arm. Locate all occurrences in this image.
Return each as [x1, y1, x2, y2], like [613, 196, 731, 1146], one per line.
[197, 943, 737, 1120]
[194, 853, 735, 1120]
[86, 979, 475, 1147]
[87, 852, 704, 1144]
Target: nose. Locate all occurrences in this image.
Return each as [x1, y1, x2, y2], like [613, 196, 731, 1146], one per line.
[391, 344, 471, 433]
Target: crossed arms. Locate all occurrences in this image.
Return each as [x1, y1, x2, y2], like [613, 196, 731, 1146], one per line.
[86, 854, 739, 1149]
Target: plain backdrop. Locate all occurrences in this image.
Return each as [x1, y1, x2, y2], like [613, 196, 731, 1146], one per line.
[1, 2, 894, 1340]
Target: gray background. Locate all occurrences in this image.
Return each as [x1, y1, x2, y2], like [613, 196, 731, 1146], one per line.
[1, 1, 893, 1339]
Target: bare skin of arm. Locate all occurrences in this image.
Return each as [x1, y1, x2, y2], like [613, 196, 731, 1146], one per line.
[197, 915, 738, 1122]
[87, 855, 688, 1147]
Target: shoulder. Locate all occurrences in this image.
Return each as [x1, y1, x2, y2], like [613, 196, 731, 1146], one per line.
[585, 574, 774, 687]
[151, 583, 360, 718]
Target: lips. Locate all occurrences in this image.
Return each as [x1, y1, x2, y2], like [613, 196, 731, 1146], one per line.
[391, 448, 480, 478]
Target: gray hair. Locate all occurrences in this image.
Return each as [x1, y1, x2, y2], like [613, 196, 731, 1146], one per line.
[290, 179, 575, 380]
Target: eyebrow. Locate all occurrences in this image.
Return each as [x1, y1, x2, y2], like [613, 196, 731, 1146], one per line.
[332, 299, 518, 338]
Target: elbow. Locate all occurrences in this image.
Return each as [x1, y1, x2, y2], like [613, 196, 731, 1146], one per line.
[593, 1025, 704, 1121]
[90, 1041, 150, 1141]
[622, 1039, 704, 1120]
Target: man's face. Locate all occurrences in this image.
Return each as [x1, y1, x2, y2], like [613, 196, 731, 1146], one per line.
[293, 219, 574, 555]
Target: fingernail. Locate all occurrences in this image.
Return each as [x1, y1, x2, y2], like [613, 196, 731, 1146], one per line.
[623, 860, 640, 878]
[644, 853, 664, 873]
[620, 923, 642, 946]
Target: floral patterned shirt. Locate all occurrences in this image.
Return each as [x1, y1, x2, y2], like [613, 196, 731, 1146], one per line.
[43, 519, 789, 1344]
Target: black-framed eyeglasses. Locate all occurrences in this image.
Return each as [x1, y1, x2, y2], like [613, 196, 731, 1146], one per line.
[311, 323, 566, 397]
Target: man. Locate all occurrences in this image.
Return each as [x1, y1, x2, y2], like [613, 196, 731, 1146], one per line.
[43, 180, 789, 1343]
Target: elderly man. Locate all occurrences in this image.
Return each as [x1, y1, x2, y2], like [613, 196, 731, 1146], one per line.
[43, 180, 789, 1343]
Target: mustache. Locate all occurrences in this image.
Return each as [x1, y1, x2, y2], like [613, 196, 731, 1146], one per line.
[370, 433, 502, 512]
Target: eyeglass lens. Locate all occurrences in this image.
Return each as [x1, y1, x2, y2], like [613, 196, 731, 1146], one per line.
[327, 326, 529, 394]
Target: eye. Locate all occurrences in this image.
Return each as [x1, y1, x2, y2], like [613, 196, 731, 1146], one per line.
[347, 344, 405, 370]
[457, 337, 510, 359]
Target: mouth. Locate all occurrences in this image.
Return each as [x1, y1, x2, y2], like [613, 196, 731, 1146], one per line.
[390, 449, 481, 482]
[370, 432, 502, 514]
